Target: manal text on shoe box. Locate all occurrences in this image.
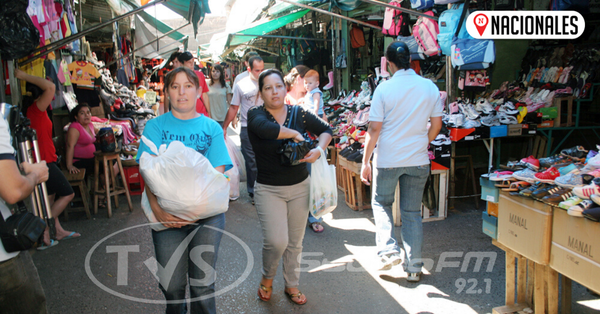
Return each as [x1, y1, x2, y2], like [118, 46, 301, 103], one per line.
[550, 207, 600, 294]
[497, 191, 553, 265]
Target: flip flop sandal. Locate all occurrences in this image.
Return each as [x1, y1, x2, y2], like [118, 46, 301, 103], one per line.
[258, 284, 272, 302]
[495, 179, 514, 188]
[37, 239, 59, 251]
[503, 181, 531, 192]
[310, 222, 324, 233]
[285, 290, 307, 305]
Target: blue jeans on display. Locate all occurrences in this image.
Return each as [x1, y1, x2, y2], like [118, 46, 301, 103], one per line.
[372, 165, 429, 273]
[152, 213, 225, 314]
[240, 127, 257, 194]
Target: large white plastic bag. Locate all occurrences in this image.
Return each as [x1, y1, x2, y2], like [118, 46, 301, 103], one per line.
[139, 136, 230, 231]
[309, 146, 338, 218]
[226, 135, 246, 182]
[225, 162, 240, 200]
[224, 135, 241, 200]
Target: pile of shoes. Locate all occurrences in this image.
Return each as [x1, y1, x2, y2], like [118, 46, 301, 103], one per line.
[485, 145, 600, 222]
[444, 97, 521, 129]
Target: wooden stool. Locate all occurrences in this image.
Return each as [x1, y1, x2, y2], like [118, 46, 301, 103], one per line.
[62, 169, 91, 220]
[93, 150, 133, 218]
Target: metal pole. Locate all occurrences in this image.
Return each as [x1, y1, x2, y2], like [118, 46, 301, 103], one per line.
[231, 33, 331, 42]
[19, 0, 167, 66]
[359, 0, 438, 20]
[7, 61, 20, 107]
[279, 0, 382, 30]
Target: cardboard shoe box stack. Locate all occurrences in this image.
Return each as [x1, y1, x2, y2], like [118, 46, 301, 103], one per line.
[480, 177, 500, 239]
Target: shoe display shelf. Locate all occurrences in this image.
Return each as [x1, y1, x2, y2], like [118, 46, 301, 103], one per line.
[337, 155, 371, 211]
[391, 169, 448, 226]
[488, 190, 600, 313]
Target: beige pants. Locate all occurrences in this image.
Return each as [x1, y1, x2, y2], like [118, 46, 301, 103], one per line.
[254, 177, 310, 288]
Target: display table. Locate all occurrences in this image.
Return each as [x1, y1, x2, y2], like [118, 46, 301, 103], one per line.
[491, 191, 600, 313]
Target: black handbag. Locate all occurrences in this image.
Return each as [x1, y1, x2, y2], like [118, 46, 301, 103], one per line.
[277, 106, 317, 166]
[0, 207, 46, 253]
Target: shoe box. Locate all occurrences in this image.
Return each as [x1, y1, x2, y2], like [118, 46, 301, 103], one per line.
[482, 211, 498, 239]
[430, 144, 451, 170]
[522, 112, 543, 125]
[449, 127, 476, 141]
[538, 120, 554, 128]
[538, 107, 558, 119]
[507, 124, 522, 136]
[480, 176, 500, 203]
[550, 207, 600, 294]
[522, 123, 537, 135]
[497, 191, 553, 265]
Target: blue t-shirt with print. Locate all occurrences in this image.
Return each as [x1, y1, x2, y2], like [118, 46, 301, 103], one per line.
[136, 112, 232, 172]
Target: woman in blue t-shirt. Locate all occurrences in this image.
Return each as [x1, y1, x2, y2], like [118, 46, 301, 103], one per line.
[137, 67, 232, 314]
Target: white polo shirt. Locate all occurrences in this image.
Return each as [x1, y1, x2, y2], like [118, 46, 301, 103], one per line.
[369, 69, 442, 168]
[231, 76, 264, 127]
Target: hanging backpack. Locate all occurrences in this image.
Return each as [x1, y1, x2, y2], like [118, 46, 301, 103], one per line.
[438, 3, 473, 56]
[350, 24, 366, 48]
[413, 11, 440, 57]
[397, 36, 426, 60]
[382, 1, 409, 36]
[450, 0, 495, 70]
[411, 0, 434, 10]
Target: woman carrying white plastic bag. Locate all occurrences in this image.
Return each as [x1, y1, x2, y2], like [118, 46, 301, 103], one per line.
[136, 67, 232, 314]
[309, 146, 337, 218]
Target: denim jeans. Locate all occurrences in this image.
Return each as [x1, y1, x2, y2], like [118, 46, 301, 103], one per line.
[0, 251, 47, 314]
[372, 165, 429, 273]
[240, 127, 257, 194]
[152, 213, 225, 314]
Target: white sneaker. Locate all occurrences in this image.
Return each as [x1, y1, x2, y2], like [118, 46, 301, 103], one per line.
[378, 254, 402, 271]
[498, 113, 518, 124]
[499, 102, 519, 115]
[431, 134, 451, 146]
[475, 99, 495, 114]
[459, 102, 480, 120]
[407, 272, 422, 282]
[481, 113, 501, 127]
[462, 118, 481, 129]
[447, 114, 465, 128]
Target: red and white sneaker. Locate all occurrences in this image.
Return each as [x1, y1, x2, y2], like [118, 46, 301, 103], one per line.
[520, 155, 540, 171]
[573, 182, 600, 199]
[534, 167, 561, 183]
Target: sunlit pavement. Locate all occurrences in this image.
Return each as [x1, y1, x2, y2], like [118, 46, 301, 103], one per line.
[30, 133, 600, 313]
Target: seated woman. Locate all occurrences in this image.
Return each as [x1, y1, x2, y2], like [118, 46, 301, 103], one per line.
[66, 103, 96, 175]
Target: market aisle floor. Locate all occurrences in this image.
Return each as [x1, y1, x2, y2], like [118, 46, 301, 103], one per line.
[30, 145, 600, 313]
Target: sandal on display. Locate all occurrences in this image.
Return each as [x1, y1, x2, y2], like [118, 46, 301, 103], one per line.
[258, 284, 272, 302]
[285, 290, 307, 305]
[503, 181, 531, 192]
[495, 179, 514, 188]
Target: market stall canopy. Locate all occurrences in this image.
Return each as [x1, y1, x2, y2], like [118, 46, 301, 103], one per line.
[134, 15, 188, 59]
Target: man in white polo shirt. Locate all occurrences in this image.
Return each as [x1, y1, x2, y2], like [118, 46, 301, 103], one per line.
[0, 115, 50, 312]
[360, 42, 443, 282]
[222, 56, 265, 204]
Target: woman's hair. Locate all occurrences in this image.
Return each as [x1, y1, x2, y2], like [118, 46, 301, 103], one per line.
[21, 82, 44, 115]
[70, 103, 91, 122]
[163, 67, 200, 94]
[284, 65, 310, 91]
[210, 64, 226, 87]
[258, 69, 285, 93]
[385, 42, 411, 70]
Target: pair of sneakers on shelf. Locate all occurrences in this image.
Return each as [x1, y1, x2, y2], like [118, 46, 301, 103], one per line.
[339, 142, 364, 163]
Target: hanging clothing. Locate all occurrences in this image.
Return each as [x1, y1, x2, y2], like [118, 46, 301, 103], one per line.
[57, 59, 72, 86]
[117, 68, 130, 87]
[67, 61, 101, 88]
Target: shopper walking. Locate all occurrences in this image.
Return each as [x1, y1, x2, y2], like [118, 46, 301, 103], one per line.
[284, 66, 325, 232]
[233, 51, 259, 87]
[248, 69, 332, 305]
[359, 42, 443, 282]
[137, 67, 232, 314]
[222, 56, 265, 204]
[0, 113, 50, 314]
[206, 64, 232, 127]
[16, 69, 80, 249]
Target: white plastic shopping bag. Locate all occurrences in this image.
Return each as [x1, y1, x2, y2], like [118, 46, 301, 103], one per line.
[225, 135, 241, 200]
[139, 136, 230, 231]
[226, 135, 246, 182]
[309, 146, 338, 218]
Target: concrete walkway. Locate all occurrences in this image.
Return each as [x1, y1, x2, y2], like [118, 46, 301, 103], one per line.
[29, 134, 600, 313]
